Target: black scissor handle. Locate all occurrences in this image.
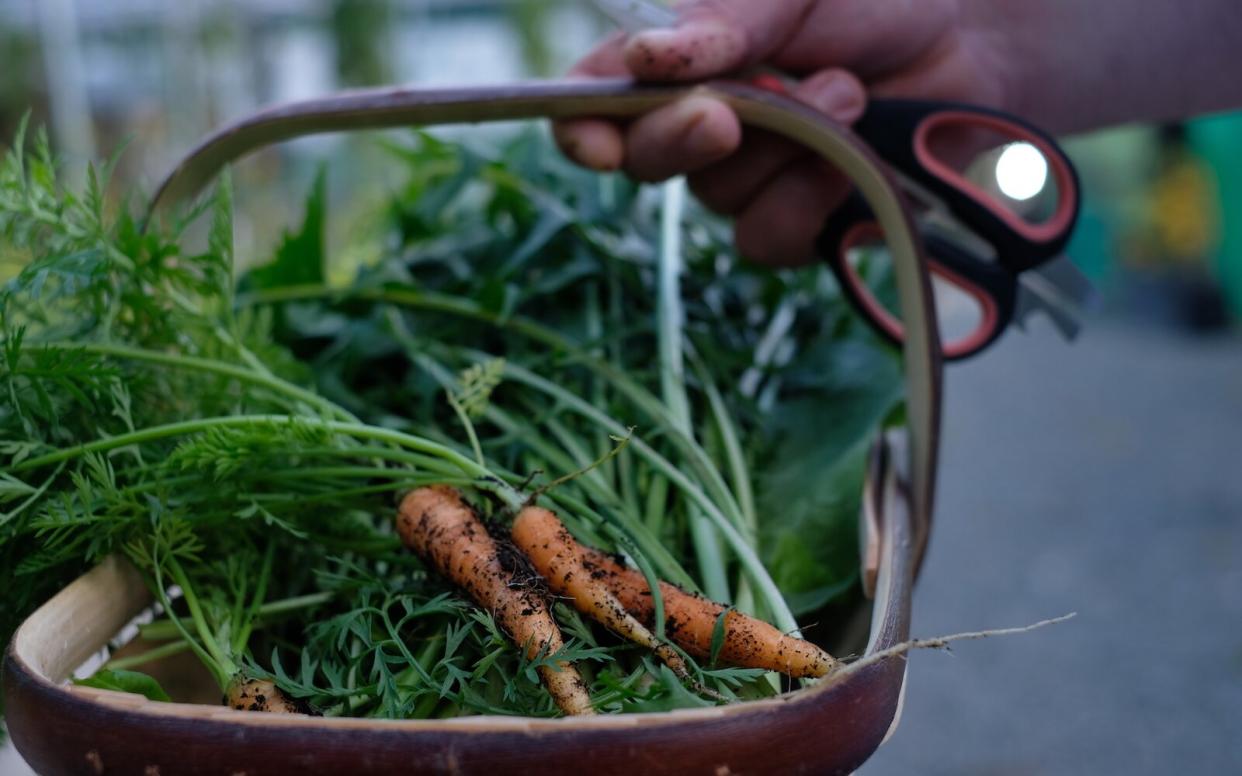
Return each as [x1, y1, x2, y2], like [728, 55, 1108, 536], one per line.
[818, 193, 1017, 361]
[854, 99, 1082, 272]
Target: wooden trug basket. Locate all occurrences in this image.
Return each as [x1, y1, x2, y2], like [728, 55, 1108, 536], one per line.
[4, 79, 943, 776]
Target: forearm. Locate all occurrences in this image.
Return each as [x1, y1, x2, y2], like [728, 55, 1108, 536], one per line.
[976, 0, 1242, 133]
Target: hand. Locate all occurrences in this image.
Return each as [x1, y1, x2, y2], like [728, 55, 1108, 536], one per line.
[555, 0, 1016, 266]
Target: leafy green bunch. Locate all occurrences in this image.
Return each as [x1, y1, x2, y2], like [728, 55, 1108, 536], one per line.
[1, 122, 902, 724]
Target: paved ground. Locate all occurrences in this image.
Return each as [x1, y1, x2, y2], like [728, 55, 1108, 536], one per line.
[866, 319, 1242, 775]
[5, 319, 1240, 774]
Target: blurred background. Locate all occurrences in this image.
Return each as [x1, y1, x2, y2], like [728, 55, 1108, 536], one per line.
[1, 1, 1239, 773]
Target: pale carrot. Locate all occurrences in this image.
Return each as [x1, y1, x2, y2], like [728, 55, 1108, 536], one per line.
[397, 486, 594, 715]
[510, 505, 691, 681]
[579, 547, 839, 679]
[225, 678, 307, 714]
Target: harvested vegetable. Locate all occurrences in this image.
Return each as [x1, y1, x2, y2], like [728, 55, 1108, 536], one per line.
[226, 678, 307, 714]
[511, 504, 690, 683]
[0, 123, 902, 728]
[398, 487, 594, 715]
[580, 547, 839, 679]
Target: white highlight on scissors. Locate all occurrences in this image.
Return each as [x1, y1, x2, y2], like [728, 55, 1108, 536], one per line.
[995, 142, 1049, 201]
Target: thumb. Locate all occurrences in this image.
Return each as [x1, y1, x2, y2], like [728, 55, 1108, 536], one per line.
[623, 0, 815, 81]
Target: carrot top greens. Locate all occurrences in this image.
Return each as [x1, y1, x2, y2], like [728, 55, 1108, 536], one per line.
[0, 120, 903, 723]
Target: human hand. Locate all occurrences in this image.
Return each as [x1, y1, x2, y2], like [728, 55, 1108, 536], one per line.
[555, 0, 1016, 266]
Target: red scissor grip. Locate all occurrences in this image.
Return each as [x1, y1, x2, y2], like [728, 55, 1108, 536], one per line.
[747, 73, 790, 96]
[912, 111, 1078, 247]
[835, 221, 1005, 361]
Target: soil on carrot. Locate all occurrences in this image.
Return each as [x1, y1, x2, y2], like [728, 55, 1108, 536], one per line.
[226, 679, 317, 715]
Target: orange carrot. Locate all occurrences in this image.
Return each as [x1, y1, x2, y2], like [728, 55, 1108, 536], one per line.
[579, 547, 839, 679]
[510, 505, 691, 681]
[397, 486, 594, 715]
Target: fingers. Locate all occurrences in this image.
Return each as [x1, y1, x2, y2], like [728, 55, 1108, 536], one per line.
[689, 68, 866, 212]
[554, 119, 626, 172]
[798, 67, 869, 124]
[625, 66, 865, 189]
[553, 33, 631, 171]
[724, 69, 866, 267]
[569, 30, 630, 78]
[735, 162, 852, 267]
[623, 96, 741, 181]
[554, 10, 872, 267]
[624, 0, 816, 80]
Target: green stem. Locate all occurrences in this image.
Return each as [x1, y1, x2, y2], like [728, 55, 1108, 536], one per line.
[142, 591, 336, 642]
[395, 637, 443, 708]
[105, 638, 193, 671]
[644, 472, 669, 535]
[539, 413, 612, 492]
[135, 562, 220, 685]
[232, 541, 275, 655]
[494, 358, 796, 631]
[14, 415, 522, 508]
[166, 555, 237, 680]
[31, 341, 352, 422]
[447, 394, 486, 467]
[244, 284, 749, 532]
[422, 350, 696, 588]
[692, 356, 758, 544]
[583, 280, 615, 484]
[658, 178, 730, 603]
[603, 523, 667, 642]
[407, 347, 694, 587]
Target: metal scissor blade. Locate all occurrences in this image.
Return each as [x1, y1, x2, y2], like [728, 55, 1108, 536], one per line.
[1014, 255, 1097, 341]
[591, 0, 677, 33]
[1032, 253, 1097, 307]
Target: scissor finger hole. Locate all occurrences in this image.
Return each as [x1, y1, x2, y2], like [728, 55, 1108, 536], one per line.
[916, 114, 1075, 244]
[839, 223, 999, 359]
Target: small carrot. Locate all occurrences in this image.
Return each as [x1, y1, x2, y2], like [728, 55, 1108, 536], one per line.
[226, 678, 307, 714]
[397, 486, 595, 716]
[579, 547, 839, 679]
[510, 505, 692, 682]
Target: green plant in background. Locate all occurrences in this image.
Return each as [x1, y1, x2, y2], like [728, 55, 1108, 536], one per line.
[0, 25, 45, 143]
[331, 0, 394, 87]
[1, 121, 902, 724]
[510, 0, 558, 77]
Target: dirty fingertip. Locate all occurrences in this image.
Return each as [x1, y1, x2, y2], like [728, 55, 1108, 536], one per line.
[623, 19, 747, 81]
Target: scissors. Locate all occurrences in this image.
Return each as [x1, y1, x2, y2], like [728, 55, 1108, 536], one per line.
[593, 0, 1094, 360]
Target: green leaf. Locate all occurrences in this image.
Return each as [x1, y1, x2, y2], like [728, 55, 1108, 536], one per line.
[453, 358, 505, 419]
[74, 669, 172, 702]
[208, 173, 234, 269]
[756, 337, 904, 615]
[497, 208, 572, 279]
[707, 607, 730, 668]
[244, 167, 327, 290]
[0, 473, 36, 503]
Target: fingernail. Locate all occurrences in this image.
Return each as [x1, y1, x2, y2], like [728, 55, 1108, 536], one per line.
[556, 121, 623, 171]
[803, 73, 866, 123]
[681, 112, 726, 158]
